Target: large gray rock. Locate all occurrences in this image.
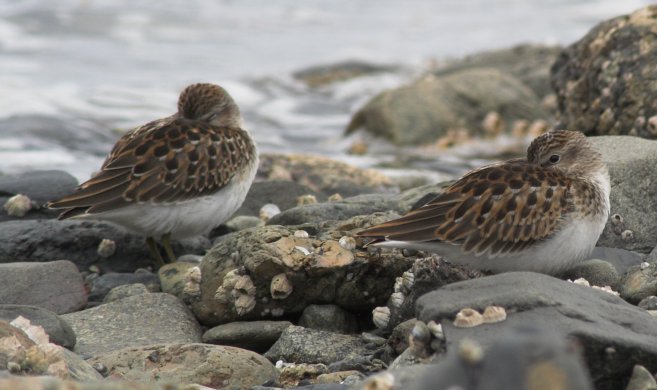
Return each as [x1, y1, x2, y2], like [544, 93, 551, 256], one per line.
[435, 44, 561, 99]
[0, 305, 76, 348]
[0, 170, 78, 221]
[62, 293, 202, 357]
[416, 272, 657, 389]
[89, 343, 278, 389]
[356, 326, 592, 390]
[264, 325, 374, 365]
[345, 67, 546, 145]
[590, 136, 657, 253]
[0, 219, 209, 272]
[0, 261, 86, 314]
[552, 6, 657, 138]
[191, 216, 415, 326]
[203, 320, 292, 353]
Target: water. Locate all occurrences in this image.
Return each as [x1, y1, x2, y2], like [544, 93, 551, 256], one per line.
[0, 0, 650, 182]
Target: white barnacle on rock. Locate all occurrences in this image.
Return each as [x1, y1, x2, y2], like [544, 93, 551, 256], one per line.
[389, 292, 405, 309]
[427, 321, 444, 340]
[570, 277, 591, 287]
[593, 285, 620, 296]
[458, 338, 484, 364]
[259, 203, 281, 221]
[453, 308, 484, 328]
[234, 294, 256, 316]
[221, 269, 241, 290]
[401, 271, 415, 291]
[297, 194, 317, 206]
[372, 306, 391, 329]
[182, 266, 202, 298]
[482, 306, 507, 323]
[233, 275, 257, 297]
[393, 277, 404, 293]
[611, 213, 624, 226]
[294, 230, 309, 238]
[328, 193, 343, 202]
[361, 371, 395, 390]
[339, 236, 356, 250]
[214, 286, 230, 303]
[96, 238, 116, 258]
[641, 262, 651, 270]
[270, 273, 293, 300]
[3, 194, 32, 217]
[621, 230, 634, 242]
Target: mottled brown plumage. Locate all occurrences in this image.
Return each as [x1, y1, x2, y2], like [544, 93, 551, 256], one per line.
[48, 83, 258, 266]
[358, 130, 610, 274]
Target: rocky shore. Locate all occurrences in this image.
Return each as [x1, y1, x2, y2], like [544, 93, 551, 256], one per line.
[3, 6, 657, 390]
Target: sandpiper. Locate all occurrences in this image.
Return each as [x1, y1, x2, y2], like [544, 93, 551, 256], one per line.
[48, 83, 258, 267]
[358, 130, 610, 274]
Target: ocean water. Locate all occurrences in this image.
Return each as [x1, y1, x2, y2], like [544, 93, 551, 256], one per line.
[0, 0, 650, 182]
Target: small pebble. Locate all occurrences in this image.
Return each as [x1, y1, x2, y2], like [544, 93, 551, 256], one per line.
[410, 321, 431, 345]
[339, 236, 356, 250]
[638, 296, 657, 310]
[3, 194, 32, 217]
[427, 320, 444, 340]
[259, 203, 281, 221]
[294, 230, 309, 238]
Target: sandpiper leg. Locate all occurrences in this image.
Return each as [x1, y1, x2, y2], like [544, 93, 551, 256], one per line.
[146, 236, 165, 268]
[161, 233, 177, 264]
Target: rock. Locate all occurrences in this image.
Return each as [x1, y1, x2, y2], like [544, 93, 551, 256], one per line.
[316, 370, 364, 384]
[0, 170, 78, 222]
[357, 325, 592, 390]
[88, 343, 278, 389]
[298, 305, 358, 334]
[62, 293, 202, 357]
[378, 256, 484, 332]
[382, 319, 418, 363]
[89, 270, 160, 303]
[435, 44, 562, 99]
[277, 362, 329, 387]
[626, 365, 657, 390]
[638, 296, 657, 311]
[103, 283, 151, 303]
[158, 262, 197, 300]
[191, 217, 416, 325]
[345, 68, 546, 146]
[562, 259, 620, 289]
[267, 194, 399, 226]
[590, 136, 657, 253]
[0, 219, 210, 272]
[225, 215, 264, 231]
[0, 305, 76, 349]
[0, 319, 101, 381]
[202, 321, 292, 353]
[619, 263, 657, 304]
[257, 154, 396, 198]
[590, 246, 644, 275]
[0, 377, 194, 390]
[236, 180, 327, 218]
[293, 60, 397, 88]
[264, 325, 374, 365]
[415, 272, 657, 389]
[551, 6, 657, 139]
[0, 261, 86, 314]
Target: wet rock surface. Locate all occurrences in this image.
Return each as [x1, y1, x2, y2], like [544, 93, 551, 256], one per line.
[552, 6, 657, 139]
[298, 305, 358, 334]
[0, 261, 87, 314]
[62, 293, 202, 357]
[0, 220, 209, 272]
[416, 272, 657, 389]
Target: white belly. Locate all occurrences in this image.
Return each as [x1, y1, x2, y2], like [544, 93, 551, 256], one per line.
[76, 159, 258, 240]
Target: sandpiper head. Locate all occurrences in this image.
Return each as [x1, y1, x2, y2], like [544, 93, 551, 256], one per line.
[527, 130, 604, 177]
[177, 83, 242, 127]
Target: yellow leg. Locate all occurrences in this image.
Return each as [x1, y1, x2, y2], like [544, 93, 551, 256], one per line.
[146, 236, 165, 269]
[161, 233, 177, 264]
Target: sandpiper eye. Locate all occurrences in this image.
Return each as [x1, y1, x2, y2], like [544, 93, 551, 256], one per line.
[548, 154, 560, 164]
